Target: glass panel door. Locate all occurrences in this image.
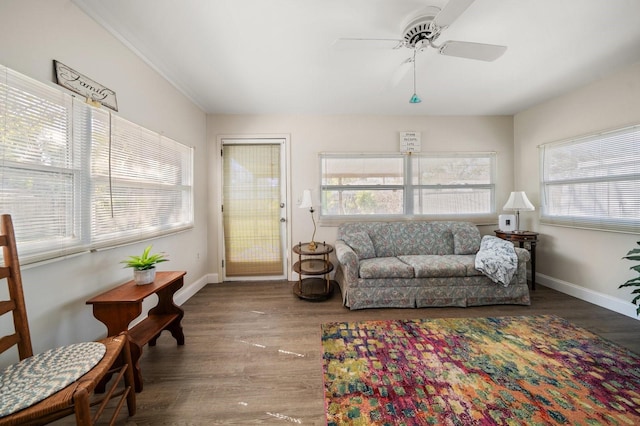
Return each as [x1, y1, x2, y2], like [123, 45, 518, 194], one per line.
[222, 140, 286, 279]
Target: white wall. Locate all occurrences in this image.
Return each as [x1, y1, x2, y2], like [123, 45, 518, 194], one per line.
[514, 61, 640, 319]
[208, 114, 514, 279]
[0, 0, 209, 364]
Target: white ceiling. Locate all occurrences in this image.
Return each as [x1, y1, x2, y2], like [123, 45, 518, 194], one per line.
[73, 0, 640, 116]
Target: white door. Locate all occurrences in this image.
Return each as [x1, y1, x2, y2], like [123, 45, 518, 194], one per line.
[220, 138, 287, 280]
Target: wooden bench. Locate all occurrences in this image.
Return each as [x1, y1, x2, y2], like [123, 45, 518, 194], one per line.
[86, 270, 186, 392]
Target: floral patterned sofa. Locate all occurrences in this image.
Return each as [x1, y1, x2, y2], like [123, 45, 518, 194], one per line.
[334, 221, 531, 310]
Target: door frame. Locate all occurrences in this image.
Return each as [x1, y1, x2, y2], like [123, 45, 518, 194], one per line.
[215, 134, 292, 281]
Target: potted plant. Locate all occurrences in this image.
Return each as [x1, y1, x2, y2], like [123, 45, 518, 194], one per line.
[619, 241, 640, 316]
[121, 245, 169, 285]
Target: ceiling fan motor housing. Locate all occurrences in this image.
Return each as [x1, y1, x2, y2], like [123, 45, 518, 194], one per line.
[402, 9, 440, 48]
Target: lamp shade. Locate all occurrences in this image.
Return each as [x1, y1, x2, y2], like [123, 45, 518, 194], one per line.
[299, 189, 313, 209]
[503, 191, 535, 211]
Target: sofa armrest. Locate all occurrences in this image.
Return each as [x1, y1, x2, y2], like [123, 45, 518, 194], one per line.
[514, 247, 531, 263]
[513, 247, 531, 287]
[335, 240, 359, 283]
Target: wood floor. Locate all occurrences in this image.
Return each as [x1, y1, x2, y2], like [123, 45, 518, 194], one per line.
[56, 281, 640, 425]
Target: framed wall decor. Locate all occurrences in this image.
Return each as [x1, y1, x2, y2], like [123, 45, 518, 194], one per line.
[53, 60, 118, 111]
[400, 131, 421, 153]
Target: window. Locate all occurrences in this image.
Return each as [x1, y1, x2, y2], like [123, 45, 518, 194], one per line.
[321, 154, 404, 216]
[410, 153, 495, 216]
[91, 113, 193, 248]
[539, 124, 640, 234]
[0, 64, 194, 264]
[320, 152, 496, 221]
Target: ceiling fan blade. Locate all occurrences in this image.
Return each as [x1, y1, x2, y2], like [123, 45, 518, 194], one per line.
[333, 38, 404, 50]
[433, 0, 475, 28]
[438, 41, 507, 61]
[390, 58, 412, 87]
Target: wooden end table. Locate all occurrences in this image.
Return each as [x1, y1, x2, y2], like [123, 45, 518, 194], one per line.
[292, 242, 334, 301]
[494, 230, 538, 290]
[86, 270, 186, 391]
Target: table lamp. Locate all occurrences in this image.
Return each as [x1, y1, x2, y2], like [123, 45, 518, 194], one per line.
[299, 189, 317, 251]
[503, 191, 535, 232]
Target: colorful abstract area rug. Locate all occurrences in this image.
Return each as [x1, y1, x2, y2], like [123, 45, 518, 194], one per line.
[321, 315, 640, 425]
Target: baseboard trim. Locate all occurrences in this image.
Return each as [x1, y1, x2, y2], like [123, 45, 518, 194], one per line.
[174, 273, 218, 306]
[536, 273, 639, 320]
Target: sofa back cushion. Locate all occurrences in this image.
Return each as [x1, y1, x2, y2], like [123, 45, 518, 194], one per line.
[368, 223, 397, 257]
[450, 222, 481, 254]
[341, 231, 376, 259]
[337, 221, 481, 257]
[337, 222, 397, 257]
[389, 222, 454, 255]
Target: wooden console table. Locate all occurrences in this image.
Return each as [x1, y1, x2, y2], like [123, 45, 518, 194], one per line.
[86, 270, 186, 392]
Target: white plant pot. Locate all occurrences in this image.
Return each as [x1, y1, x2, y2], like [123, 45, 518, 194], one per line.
[133, 267, 156, 285]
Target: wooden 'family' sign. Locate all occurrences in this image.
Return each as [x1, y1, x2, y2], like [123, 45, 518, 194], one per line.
[54, 60, 118, 111]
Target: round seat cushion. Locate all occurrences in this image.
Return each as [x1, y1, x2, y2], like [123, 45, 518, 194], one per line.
[0, 341, 106, 418]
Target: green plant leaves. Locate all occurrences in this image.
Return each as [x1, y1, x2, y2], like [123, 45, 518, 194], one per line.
[619, 241, 640, 316]
[120, 245, 169, 270]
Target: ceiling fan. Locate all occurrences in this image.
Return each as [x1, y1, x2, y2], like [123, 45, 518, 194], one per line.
[336, 0, 507, 101]
[338, 0, 507, 61]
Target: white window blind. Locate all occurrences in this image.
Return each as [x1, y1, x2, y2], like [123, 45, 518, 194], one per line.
[91, 114, 194, 248]
[0, 65, 85, 263]
[540, 124, 640, 234]
[411, 153, 495, 218]
[222, 143, 283, 277]
[0, 64, 194, 264]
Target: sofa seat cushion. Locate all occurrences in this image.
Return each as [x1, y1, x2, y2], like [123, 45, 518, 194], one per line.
[441, 254, 484, 277]
[359, 257, 414, 279]
[397, 255, 466, 278]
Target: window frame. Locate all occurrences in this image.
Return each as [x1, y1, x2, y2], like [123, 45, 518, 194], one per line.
[319, 151, 496, 224]
[320, 153, 405, 218]
[408, 152, 496, 219]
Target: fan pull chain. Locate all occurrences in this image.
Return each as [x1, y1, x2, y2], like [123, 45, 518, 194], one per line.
[409, 48, 421, 104]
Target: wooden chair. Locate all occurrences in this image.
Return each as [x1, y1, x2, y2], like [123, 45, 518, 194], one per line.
[0, 214, 136, 425]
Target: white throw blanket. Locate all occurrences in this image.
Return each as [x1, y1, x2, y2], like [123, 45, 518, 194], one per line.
[475, 235, 518, 287]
